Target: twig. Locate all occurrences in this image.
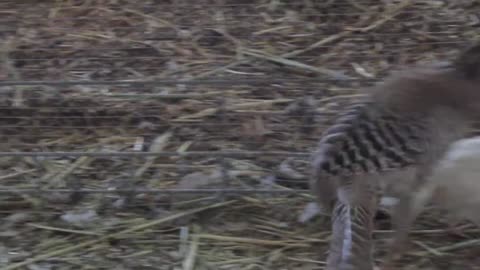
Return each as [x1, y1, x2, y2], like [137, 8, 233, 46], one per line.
[282, 31, 353, 59]
[188, 2, 411, 81]
[242, 49, 352, 80]
[412, 240, 444, 256]
[345, 0, 413, 32]
[173, 98, 293, 121]
[192, 234, 310, 247]
[27, 223, 100, 236]
[409, 238, 480, 257]
[43, 149, 95, 188]
[0, 169, 37, 181]
[122, 8, 180, 32]
[284, 0, 412, 58]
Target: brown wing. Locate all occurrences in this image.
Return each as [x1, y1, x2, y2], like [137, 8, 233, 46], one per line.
[311, 100, 426, 209]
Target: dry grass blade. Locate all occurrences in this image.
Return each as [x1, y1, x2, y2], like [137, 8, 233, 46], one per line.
[134, 131, 172, 177]
[2, 1, 479, 269]
[44, 150, 96, 188]
[193, 233, 310, 247]
[410, 238, 480, 257]
[284, 0, 412, 58]
[27, 223, 100, 236]
[346, 0, 413, 32]
[243, 49, 352, 80]
[0, 201, 235, 270]
[173, 99, 293, 121]
[182, 235, 200, 270]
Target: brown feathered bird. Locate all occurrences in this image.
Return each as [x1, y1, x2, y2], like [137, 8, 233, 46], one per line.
[310, 43, 480, 270]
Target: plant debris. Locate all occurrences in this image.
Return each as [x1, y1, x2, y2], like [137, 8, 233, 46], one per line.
[0, 0, 479, 269]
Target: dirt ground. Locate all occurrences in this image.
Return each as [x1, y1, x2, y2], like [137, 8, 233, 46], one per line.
[0, 0, 479, 269]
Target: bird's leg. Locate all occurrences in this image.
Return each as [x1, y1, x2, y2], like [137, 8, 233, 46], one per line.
[381, 176, 437, 269]
[381, 193, 414, 269]
[310, 170, 337, 215]
[326, 182, 380, 270]
[327, 201, 378, 270]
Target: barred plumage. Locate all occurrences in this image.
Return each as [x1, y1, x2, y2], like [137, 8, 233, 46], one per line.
[311, 43, 480, 270]
[315, 101, 425, 176]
